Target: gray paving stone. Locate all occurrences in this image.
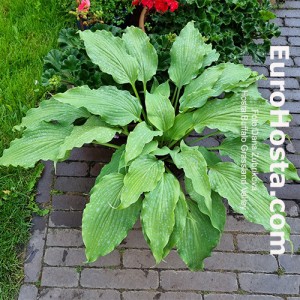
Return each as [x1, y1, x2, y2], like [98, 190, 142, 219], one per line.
[264, 56, 295, 67]
[267, 184, 300, 200]
[280, 217, 300, 234]
[36, 161, 53, 203]
[55, 162, 89, 177]
[69, 146, 113, 162]
[44, 247, 120, 267]
[121, 230, 149, 249]
[52, 194, 86, 211]
[271, 18, 284, 26]
[285, 90, 300, 101]
[215, 233, 235, 251]
[204, 295, 284, 300]
[160, 271, 238, 292]
[287, 298, 300, 300]
[284, 127, 300, 139]
[290, 46, 300, 57]
[286, 18, 300, 27]
[284, 67, 300, 77]
[18, 284, 38, 300]
[284, 200, 300, 217]
[280, 27, 300, 37]
[133, 220, 142, 229]
[38, 288, 120, 300]
[288, 141, 300, 153]
[237, 234, 300, 253]
[270, 36, 288, 46]
[279, 254, 300, 273]
[288, 36, 300, 46]
[41, 267, 79, 287]
[89, 162, 105, 176]
[123, 249, 187, 269]
[80, 269, 159, 289]
[54, 177, 95, 193]
[24, 230, 46, 283]
[46, 229, 83, 246]
[276, 10, 300, 18]
[287, 155, 300, 168]
[185, 137, 220, 147]
[284, 1, 300, 9]
[204, 253, 277, 272]
[225, 216, 265, 233]
[123, 291, 203, 300]
[259, 89, 272, 99]
[239, 273, 300, 294]
[294, 57, 300, 66]
[251, 66, 269, 76]
[282, 102, 300, 113]
[259, 78, 300, 89]
[49, 211, 82, 228]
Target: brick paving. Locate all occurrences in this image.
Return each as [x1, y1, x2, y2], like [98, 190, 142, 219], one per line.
[18, 1, 300, 299]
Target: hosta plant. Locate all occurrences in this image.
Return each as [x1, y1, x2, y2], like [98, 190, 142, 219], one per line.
[1, 22, 298, 270]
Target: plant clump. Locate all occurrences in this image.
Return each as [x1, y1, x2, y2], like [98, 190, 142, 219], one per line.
[1, 23, 297, 270]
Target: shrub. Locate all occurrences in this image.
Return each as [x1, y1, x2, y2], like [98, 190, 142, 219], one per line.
[149, 0, 280, 62]
[1, 23, 297, 270]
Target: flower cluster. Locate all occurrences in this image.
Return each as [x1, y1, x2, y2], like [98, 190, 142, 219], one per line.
[132, 0, 179, 13]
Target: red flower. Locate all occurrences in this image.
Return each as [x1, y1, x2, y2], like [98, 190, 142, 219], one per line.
[154, 0, 168, 12]
[132, 0, 179, 13]
[132, 0, 139, 6]
[169, 0, 178, 12]
[141, 0, 154, 9]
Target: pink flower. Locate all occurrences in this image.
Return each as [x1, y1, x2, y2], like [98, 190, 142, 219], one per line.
[78, 0, 90, 12]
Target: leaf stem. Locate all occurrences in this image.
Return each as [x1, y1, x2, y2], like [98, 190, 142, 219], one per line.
[171, 86, 178, 105]
[122, 126, 129, 136]
[132, 83, 147, 121]
[206, 146, 220, 151]
[101, 143, 120, 149]
[187, 130, 221, 145]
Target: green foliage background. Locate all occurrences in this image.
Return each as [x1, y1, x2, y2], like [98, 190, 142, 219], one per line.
[150, 0, 279, 62]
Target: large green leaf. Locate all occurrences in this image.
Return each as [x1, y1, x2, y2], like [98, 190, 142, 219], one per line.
[179, 63, 253, 111]
[163, 192, 188, 258]
[171, 142, 212, 213]
[0, 122, 73, 168]
[58, 116, 120, 160]
[119, 155, 165, 209]
[218, 138, 300, 181]
[197, 146, 222, 167]
[185, 178, 226, 232]
[82, 173, 141, 262]
[141, 173, 180, 263]
[209, 162, 291, 241]
[53, 85, 142, 126]
[145, 82, 175, 132]
[163, 112, 194, 141]
[193, 94, 273, 135]
[125, 122, 162, 164]
[14, 99, 90, 131]
[122, 26, 158, 84]
[168, 22, 207, 88]
[79, 30, 139, 85]
[97, 145, 125, 183]
[177, 200, 221, 271]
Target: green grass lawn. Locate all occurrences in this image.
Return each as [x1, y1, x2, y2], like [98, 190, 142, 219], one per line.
[0, 0, 70, 298]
